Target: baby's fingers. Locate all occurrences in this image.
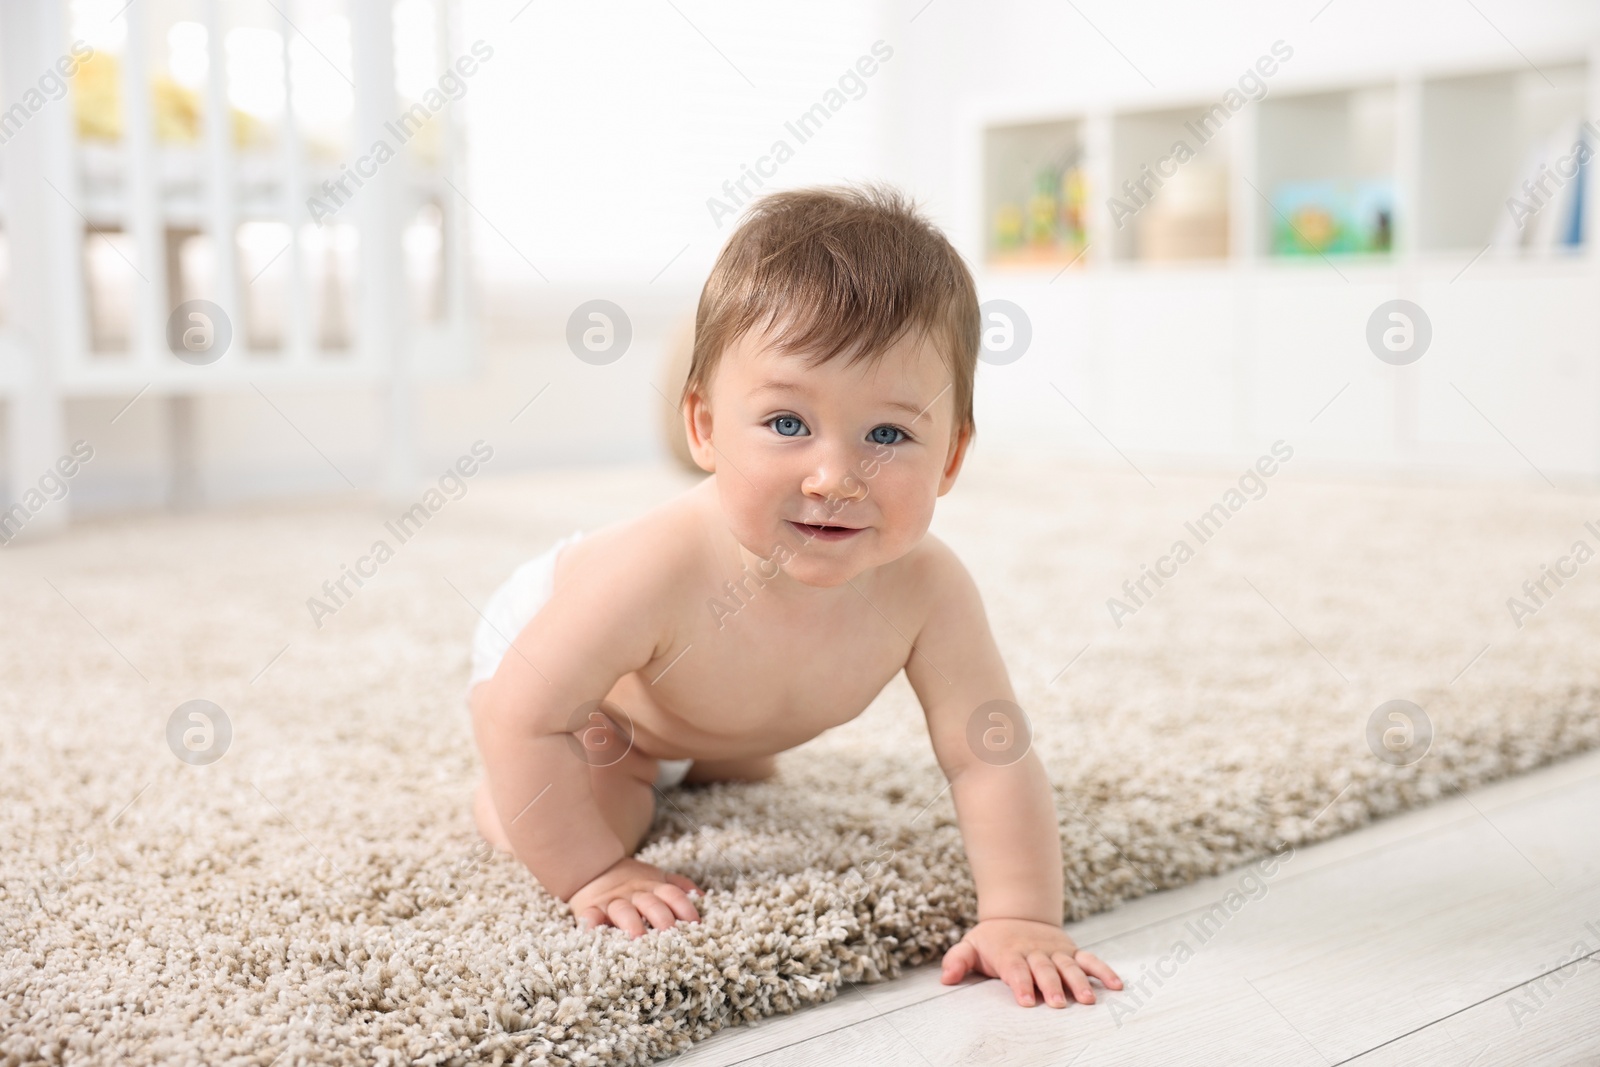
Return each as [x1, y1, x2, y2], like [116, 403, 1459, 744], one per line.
[1051, 953, 1096, 1004]
[1028, 952, 1069, 1008]
[664, 871, 702, 895]
[940, 940, 978, 984]
[577, 905, 609, 931]
[632, 891, 680, 932]
[1074, 949, 1123, 990]
[605, 897, 647, 938]
[999, 956, 1039, 1007]
[655, 884, 700, 923]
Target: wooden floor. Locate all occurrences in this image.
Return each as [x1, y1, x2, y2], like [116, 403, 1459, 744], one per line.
[667, 747, 1600, 1067]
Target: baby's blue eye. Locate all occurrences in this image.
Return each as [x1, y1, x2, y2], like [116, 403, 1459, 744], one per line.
[770, 415, 808, 437]
[868, 425, 906, 446]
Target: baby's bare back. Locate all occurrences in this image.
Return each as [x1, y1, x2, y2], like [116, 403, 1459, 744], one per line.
[550, 476, 937, 762]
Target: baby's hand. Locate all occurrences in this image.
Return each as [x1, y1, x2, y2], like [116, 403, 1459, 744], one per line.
[569, 857, 702, 937]
[940, 918, 1123, 1007]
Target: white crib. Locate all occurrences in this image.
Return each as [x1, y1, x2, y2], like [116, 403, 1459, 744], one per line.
[0, 0, 477, 532]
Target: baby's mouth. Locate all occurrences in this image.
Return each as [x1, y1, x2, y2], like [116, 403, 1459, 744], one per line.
[788, 520, 865, 541]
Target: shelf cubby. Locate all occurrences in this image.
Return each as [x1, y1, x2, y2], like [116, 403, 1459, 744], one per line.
[1255, 84, 1397, 258]
[1107, 106, 1232, 263]
[1418, 62, 1589, 255]
[981, 118, 1088, 270]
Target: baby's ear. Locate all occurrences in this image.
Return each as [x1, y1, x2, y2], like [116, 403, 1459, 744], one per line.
[681, 389, 717, 473]
[937, 421, 974, 495]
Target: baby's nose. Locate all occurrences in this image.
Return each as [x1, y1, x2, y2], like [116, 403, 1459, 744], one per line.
[802, 456, 867, 502]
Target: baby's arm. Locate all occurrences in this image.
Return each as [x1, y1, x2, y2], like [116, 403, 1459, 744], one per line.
[471, 555, 695, 927]
[905, 540, 1123, 1008]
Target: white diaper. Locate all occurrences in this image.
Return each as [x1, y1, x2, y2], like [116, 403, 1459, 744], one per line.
[466, 529, 694, 791]
[655, 758, 693, 790]
[466, 530, 588, 697]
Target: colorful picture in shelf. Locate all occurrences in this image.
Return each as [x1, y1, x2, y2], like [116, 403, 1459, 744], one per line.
[1270, 179, 1394, 256]
[991, 157, 1089, 266]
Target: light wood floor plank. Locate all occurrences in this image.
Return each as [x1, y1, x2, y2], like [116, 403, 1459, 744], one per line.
[1342, 949, 1600, 1066]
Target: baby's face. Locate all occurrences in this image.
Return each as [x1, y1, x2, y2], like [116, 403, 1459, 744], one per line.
[689, 321, 970, 588]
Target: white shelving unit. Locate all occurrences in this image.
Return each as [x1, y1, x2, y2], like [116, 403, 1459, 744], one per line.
[959, 45, 1600, 482]
[0, 0, 478, 525]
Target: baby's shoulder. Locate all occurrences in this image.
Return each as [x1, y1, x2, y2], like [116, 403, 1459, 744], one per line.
[877, 532, 977, 621]
[894, 531, 968, 586]
[540, 497, 706, 666]
[557, 492, 708, 601]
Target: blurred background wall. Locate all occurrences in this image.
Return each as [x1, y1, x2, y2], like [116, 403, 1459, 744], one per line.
[2, 0, 1598, 521]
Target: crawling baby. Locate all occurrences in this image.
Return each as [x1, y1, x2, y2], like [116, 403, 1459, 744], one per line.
[467, 182, 1123, 1009]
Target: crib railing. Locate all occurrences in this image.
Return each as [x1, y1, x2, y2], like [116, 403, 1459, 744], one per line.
[0, 0, 477, 527]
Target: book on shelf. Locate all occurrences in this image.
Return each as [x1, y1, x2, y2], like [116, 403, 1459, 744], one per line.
[1491, 117, 1591, 256]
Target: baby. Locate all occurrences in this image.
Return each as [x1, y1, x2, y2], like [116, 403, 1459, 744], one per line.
[467, 183, 1123, 1010]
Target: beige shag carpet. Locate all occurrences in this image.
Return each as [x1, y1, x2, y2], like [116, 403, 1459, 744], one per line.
[4, 452, 1600, 1066]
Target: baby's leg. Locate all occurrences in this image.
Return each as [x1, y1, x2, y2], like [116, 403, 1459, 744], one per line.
[473, 779, 515, 852]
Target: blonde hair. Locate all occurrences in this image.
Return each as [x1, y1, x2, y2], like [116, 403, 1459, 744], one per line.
[681, 182, 980, 439]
